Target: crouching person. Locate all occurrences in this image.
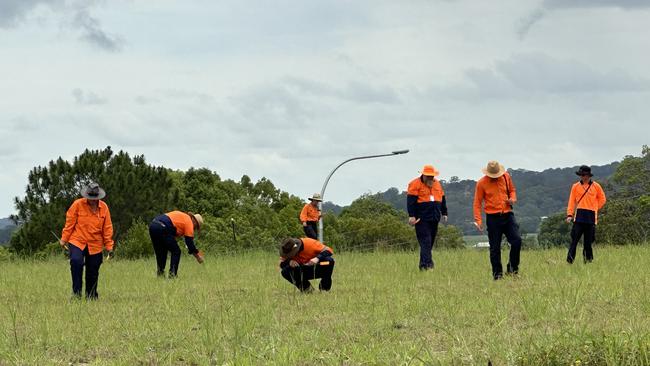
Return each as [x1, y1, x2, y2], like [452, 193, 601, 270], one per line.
[279, 237, 335, 292]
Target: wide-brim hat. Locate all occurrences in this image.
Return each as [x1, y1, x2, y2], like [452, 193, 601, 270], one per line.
[419, 165, 439, 177]
[191, 213, 204, 229]
[279, 238, 302, 258]
[482, 161, 506, 178]
[575, 165, 593, 177]
[81, 182, 106, 200]
[308, 193, 323, 202]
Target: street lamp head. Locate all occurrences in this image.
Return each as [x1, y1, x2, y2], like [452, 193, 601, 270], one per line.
[392, 149, 409, 155]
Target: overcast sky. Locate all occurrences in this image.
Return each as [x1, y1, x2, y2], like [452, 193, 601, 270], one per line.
[1, 0, 649, 217]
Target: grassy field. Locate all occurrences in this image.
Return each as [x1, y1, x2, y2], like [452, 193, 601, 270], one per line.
[1, 246, 650, 365]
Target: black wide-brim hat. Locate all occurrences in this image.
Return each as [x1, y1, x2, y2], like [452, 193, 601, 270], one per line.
[575, 165, 593, 177]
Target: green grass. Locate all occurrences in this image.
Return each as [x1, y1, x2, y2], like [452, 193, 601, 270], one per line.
[1, 246, 650, 365]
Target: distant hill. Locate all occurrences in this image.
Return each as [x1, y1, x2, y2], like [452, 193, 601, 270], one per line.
[0, 217, 17, 245]
[374, 163, 619, 234]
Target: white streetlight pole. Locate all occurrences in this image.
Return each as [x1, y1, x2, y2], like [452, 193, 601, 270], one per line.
[318, 149, 409, 242]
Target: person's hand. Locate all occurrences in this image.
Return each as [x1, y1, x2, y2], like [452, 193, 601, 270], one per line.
[408, 217, 420, 226]
[193, 250, 205, 264]
[306, 257, 319, 266]
[442, 215, 448, 223]
[106, 250, 114, 260]
[302, 222, 307, 227]
[289, 260, 299, 268]
[565, 216, 573, 223]
[506, 198, 515, 206]
[59, 239, 69, 251]
[474, 222, 484, 232]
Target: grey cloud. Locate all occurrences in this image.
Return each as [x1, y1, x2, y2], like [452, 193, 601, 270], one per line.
[465, 53, 650, 96]
[285, 77, 400, 104]
[518, 0, 650, 39]
[134, 96, 160, 105]
[73, 9, 123, 52]
[0, 0, 123, 52]
[0, 0, 63, 28]
[72, 88, 107, 105]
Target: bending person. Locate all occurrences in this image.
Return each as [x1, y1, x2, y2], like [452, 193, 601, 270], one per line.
[149, 211, 204, 277]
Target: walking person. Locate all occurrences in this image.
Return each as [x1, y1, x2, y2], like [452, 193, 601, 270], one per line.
[149, 211, 205, 277]
[300, 193, 322, 239]
[566, 165, 607, 264]
[407, 165, 448, 270]
[279, 237, 335, 292]
[473, 161, 522, 280]
[60, 182, 114, 299]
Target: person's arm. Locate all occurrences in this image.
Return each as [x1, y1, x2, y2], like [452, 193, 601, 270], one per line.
[597, 184, 606, 210]
[473, 182, 484, 227]
[184, 236, 198, 254]
[102, 205, 114, 252]
[441, 195, 448, 216]
[566, 185, 577, 220]
[299, 205, 309, 226]
[61, 200, 78, 244]
[507, 174, 517, 204]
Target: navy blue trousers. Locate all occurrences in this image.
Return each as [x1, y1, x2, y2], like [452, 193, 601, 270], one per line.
[303, 221, 318, 240]
[69, 245, 103, 299]
[415, 220, 439, 269]
[149, 221, 182, 277]
[567, 222, 596, 263]
[486, 213, 521, 279]
[281, 257, 335, 292]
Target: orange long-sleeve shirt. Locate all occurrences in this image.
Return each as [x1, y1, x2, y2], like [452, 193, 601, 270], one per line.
[280, 237, 333, 264]
[61, 198, 114, 255]
[473, 172, 517, 226]
[165, 211, 195, 238]
[299, 203, 321, 223]
[567, 180, 606, 223]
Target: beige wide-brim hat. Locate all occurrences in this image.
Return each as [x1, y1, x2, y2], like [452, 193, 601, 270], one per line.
[308, 193, 323, 202]
[482, 161, 506, 178]
[81, 182, 106, 200]
[190, 213, 204, 229]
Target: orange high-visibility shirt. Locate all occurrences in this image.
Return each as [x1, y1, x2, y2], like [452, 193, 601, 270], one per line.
[407, 177, 445, 204]
[300, 203, 321, 222]
[281, 238, 333, 264]
[473, 172, 517, 226]
[165, 211, 195, 238]
[61, 198, 114, 255]
[567, 181, 606, 223]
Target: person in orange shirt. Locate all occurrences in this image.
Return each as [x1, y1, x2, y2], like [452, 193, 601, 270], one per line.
[407, 165, 448, 270]
[60, 182, 114, 299]
[299, 193, 322, 239]
[149, 211, 205, 277]
[565, 165, 606, 264]
[473, 161, 522, 280]
[279, 237, 334, 292]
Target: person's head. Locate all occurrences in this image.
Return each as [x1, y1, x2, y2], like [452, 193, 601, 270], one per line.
[188, 212, 204, 233]
[308, 193, 322, 206]
[482, 161, 506, 181]
[576, 165, 593, 183]
[419, 165, 439, 187]
[81, 182, 105, 207]
[279, 238, 302, 258]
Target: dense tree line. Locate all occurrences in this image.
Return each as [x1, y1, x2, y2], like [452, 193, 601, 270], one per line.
[6, 147, 463, 259]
